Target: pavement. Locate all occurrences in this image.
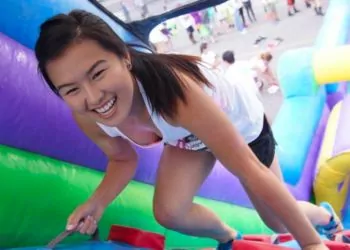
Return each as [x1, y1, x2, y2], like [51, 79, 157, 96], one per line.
[100, 0, 329, 122]
[168, 0, 328, 122]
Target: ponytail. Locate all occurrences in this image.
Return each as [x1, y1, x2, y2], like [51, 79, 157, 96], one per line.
[129, 49, 211, 118]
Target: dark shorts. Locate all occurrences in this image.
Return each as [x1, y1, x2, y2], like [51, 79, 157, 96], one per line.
[248, 115, 277, 167]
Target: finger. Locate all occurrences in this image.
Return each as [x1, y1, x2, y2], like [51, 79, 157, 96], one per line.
[86, 220, 97, 235]
[79, 216, 94, 234]
[66, 210, 83, 231]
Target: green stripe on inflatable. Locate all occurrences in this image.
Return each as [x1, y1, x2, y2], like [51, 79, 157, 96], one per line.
[0, 145, 271, 248]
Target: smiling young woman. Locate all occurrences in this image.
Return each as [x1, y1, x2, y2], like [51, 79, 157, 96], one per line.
[35, 10, 342, 250]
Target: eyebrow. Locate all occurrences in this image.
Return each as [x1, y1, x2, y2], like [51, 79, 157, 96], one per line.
[56, 60, 107, 91]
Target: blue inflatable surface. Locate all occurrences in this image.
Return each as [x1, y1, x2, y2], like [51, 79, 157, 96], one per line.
[273, 45, 326, 185]
[0, 0, 146, 50]
[272, 93, 325, 185]
[277, 47, 316, 98]
[7, 242, 147, 250]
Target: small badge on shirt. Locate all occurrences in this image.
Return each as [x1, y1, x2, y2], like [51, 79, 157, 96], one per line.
[175, 134, 208, 151]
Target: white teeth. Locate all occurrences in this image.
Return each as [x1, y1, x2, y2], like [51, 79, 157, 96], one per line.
[95, 98, 116, 114]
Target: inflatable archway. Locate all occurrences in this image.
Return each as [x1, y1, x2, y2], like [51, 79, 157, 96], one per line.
[1, 0, 350, 249]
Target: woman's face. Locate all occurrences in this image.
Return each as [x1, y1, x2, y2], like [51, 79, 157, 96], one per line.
[46, 39, 134, 127]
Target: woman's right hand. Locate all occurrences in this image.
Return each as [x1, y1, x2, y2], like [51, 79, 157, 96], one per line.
[66, 200, 105, 235]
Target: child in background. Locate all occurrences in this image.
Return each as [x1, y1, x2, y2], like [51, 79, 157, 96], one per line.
[200, 42, 220, 69]
[250, 51, 279, 94]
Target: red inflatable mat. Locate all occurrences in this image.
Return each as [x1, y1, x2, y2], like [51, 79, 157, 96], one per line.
[108, 225, 164, 250]
[107, 226, 350, 250]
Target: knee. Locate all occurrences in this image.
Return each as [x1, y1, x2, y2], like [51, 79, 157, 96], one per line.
[153, 202, 183, 229]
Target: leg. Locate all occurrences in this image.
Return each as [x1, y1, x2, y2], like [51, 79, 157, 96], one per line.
[244, 2, 253, 23]
[287, 0, 294, 15]
[314, 0, 324, 15]
[239, 117, 343, 235]
[305, 0, 312, 8]
[153, 145, 237, 243]
[246, 1, 256, 21]
[248, 2, 257, 21]
[187, 27, 196, 44]
[238, 7, 246, 27]
[243, 154, 343, 234]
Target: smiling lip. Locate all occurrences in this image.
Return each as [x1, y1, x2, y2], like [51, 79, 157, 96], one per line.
[93, 97, 117, 119]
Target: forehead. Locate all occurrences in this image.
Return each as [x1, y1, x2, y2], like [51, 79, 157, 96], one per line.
[46, 39, 116, 86]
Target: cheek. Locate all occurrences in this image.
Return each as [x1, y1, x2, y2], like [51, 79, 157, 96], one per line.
[63, 96, 85, 111]
[108, 68, 134, 94]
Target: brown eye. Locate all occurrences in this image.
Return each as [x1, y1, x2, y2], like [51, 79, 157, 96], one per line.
[66, 88, 79, 95]
[92, 69, 106, 80]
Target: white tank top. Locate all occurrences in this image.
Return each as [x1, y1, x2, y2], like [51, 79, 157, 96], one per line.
[97, 64, 264, 151]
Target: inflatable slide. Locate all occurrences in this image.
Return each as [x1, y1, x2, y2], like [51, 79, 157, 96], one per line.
[313, 45, 350, 229]
[1, 0, 350, 249]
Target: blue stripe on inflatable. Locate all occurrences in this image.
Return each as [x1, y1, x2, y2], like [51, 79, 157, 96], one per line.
[272, 93, 325, 185]
[275, 47, 325, 185]
[0, 0, 143, 50]
[314, 0, 350, 94]
[277, 47, 316, 98]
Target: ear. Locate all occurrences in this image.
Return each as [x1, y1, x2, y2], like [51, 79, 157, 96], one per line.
[125, 52, 131, 63]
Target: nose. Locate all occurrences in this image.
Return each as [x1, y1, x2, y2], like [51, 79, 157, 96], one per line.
[84, 84, 103, 108]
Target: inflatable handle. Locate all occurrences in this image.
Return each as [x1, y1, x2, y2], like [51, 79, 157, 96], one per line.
[46, 221, 100, 249]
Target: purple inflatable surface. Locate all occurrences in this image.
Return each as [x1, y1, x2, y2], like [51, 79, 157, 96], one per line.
[0, 32, 108, 170]
[0, 31, 324, 208]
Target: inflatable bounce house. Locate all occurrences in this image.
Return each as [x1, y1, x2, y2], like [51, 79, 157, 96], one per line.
[1, 0, 350, 249]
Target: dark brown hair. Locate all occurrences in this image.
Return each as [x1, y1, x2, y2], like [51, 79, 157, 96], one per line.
[222, 50, 235, 64]
[34, 10, 211, 118]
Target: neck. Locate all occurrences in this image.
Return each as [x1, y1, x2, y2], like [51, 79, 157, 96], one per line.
[121, 78, 152, 130]
[129, 79, 146, 117]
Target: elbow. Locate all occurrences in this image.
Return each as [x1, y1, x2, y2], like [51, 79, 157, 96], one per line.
[109, 151, 139, 174]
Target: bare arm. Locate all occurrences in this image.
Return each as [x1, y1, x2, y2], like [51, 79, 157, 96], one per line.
[261, 65, 278, 85]
[74, 114, 138, 208]
[169, 76, 322, 248]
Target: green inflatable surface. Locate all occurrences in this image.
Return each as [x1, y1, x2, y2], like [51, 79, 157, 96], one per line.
[0, 145, 271, 248]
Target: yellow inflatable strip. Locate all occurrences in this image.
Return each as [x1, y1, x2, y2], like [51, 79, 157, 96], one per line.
[314, 152, 350, 218]
[315, 101, 342, 173]
[313, 45, 350, 84]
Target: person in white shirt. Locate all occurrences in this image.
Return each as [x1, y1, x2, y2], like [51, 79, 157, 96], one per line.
[222, 50, 260, 97]
[200, 42, 220, 69]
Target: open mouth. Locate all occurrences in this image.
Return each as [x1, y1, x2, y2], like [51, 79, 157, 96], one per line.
[94, 97, 117, 117]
